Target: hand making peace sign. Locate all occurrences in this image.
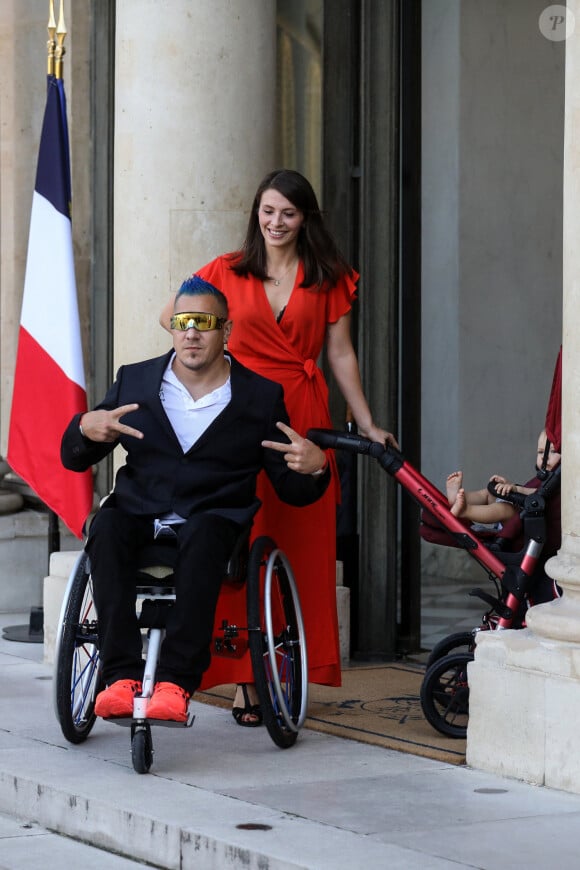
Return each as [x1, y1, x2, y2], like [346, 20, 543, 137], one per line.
[79, 404, 144, 443]
[262, 421, 327, 476]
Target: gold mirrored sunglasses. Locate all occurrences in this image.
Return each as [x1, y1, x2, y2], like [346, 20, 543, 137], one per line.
[170, 312, 226, 331]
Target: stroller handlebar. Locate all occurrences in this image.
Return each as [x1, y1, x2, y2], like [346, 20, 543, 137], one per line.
[306, 428, 391, 459]
[486, 480, 527, 509]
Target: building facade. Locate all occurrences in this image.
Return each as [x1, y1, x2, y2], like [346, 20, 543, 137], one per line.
[0, 1, 575, 787]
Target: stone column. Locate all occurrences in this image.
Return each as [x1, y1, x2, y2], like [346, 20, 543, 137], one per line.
[0, 1, 47, 451]
[467, 4, 580, 792]
[114, 0, 276, 367]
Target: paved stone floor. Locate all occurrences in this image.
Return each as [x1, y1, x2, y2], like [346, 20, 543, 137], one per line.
[3, 600, 580, 869]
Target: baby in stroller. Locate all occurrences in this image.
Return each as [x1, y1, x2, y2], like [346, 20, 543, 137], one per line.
[420, 427, 562, 608]
[446, 429, 561, 526]
[444, 429, 561, 605]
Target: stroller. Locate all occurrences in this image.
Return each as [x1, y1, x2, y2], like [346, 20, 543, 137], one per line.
[307, 422, 561, 741]
[417, 459, 560, 737]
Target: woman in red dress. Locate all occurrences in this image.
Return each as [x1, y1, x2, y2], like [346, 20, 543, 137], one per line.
[161, 169, 397, 724]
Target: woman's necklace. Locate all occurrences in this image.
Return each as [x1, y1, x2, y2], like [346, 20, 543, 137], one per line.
[267, 260, 297, 286]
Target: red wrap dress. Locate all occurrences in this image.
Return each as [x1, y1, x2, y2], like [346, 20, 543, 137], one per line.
[197, 254, 357, 688]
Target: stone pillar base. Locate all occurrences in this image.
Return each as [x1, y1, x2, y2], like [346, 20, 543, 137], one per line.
[0, 510, 76, 612]
[467, 628, 580, 792]
[336, 560, 351, 666]
[43, 550, 80, 665]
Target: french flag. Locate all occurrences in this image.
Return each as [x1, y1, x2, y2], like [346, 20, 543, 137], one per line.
[7, 75, 92, 539]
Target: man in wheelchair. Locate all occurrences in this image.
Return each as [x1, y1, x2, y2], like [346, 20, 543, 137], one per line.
[61, 276, 329, 722]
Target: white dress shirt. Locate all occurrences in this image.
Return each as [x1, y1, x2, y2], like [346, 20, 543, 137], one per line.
[155, 353, 232, 530]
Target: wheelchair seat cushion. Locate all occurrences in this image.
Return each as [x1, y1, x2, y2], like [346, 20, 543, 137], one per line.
[137, 542, 179, 571]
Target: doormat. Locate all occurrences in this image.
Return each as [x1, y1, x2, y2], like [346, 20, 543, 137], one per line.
[198, 663, 466, 766]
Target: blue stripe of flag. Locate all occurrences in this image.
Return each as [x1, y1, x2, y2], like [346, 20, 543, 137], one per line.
[34, 75, 71, 219]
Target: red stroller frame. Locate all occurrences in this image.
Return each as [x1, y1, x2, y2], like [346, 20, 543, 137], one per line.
[306, 427, 561, 739]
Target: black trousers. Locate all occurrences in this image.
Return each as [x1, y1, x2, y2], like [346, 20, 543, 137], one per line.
[86, 507, 239, 695]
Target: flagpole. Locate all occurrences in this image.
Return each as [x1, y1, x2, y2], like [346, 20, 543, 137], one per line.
[54, 0, 66, 81]
[47, 3, 62, 591]
[47, 0, 70, 561]
[44, 1, 68, 620]
[48, 0, 67, 560]
[47, 1, 56, 77]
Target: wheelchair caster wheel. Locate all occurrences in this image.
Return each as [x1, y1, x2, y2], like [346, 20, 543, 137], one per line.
[420, 651, 473, 739]
[131, 723, 153, 773]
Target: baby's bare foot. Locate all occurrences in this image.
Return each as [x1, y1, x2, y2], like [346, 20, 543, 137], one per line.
[446, 471, 463, 506]
[450, 488, 467, 518]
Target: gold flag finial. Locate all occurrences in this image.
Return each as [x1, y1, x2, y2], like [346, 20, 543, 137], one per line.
[54, 0, 67, 81]
[47, 0, 56, 76]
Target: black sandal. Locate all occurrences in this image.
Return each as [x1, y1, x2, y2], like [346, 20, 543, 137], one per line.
[232, 683, 263, 727]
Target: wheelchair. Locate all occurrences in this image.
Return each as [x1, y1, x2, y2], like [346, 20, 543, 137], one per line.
[53, 523, 308, 773]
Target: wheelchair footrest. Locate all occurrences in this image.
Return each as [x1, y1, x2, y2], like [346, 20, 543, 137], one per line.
[145, 712, 195, 728]
[103, 712, 195, 728]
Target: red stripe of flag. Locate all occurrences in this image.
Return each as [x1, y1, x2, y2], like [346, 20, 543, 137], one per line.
[9, 329, 92, 537]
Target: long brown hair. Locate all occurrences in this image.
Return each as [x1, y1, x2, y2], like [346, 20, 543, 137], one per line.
[230, 169, 353, 289]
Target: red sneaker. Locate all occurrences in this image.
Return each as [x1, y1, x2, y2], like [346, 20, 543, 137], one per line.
[95, 679, 142, 718]
[146, 682, 190, 722]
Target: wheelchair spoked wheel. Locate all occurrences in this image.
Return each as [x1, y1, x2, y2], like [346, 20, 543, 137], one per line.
[425, 631, 476, 669]
[420, 651, 473, 739]
[131, 723, 153, 774]
[54, 551, 102, 743]
[247, 536, 308, 749]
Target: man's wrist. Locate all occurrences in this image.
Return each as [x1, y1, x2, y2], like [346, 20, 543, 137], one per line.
[311, 457, 328, 477]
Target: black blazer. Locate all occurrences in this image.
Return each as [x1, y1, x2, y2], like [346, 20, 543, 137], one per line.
[61, 352, 329, 526]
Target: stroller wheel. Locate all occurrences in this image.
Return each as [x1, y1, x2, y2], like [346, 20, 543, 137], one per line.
[420, 651, 473, 739]
[426, 631, 476, 669]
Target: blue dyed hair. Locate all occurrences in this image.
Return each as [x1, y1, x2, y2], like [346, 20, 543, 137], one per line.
[175, 275, 228, 316]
